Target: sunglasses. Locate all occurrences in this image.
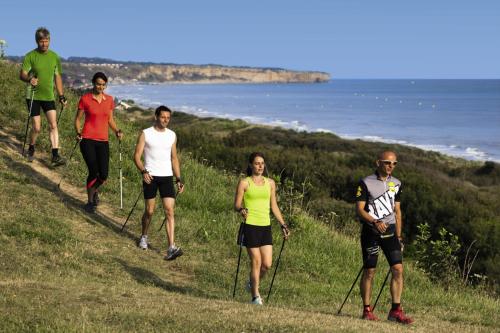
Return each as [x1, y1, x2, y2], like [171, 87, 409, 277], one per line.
[380, 160, 398, 166]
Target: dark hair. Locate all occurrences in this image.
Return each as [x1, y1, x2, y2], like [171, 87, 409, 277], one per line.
[246, 152, 266, 176]
[35, 27, 50, 42]
[92, 72, 108, 84]
[155, 105, 172, 117]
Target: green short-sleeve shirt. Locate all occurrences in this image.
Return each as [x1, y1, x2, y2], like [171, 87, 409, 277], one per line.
[21, 49, 62, 101]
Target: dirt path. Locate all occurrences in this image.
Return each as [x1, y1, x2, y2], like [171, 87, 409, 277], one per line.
[0, 127, 126, 233]
[0, 126, 178, 261]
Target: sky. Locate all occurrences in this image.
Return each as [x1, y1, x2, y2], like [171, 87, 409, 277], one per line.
[1, 0, 499, 78]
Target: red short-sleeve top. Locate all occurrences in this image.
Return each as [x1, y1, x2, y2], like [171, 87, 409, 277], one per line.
[78, 92, 115, 141]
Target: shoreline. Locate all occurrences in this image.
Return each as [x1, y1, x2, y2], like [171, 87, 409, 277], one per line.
[119, 99, 494, 165]
[108, 82, 499, 164]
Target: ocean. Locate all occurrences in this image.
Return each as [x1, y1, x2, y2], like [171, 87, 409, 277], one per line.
[107, 80, 500, 162]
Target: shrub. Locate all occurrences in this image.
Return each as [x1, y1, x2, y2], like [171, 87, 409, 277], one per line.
[414, 223, 461, 288]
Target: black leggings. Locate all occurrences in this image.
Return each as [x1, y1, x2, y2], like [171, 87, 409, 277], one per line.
[80, 139, 109, 189]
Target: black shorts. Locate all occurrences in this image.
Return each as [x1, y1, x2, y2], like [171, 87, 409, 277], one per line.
[237, 224, 273, 248]
[361, 223, 402, 269]
[143, 176, 176, 199]
[26, 99, 56, 117]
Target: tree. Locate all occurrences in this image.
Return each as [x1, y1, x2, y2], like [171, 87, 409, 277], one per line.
[0, 39, 7, 58]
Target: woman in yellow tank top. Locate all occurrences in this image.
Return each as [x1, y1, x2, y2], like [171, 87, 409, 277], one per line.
[234, 152, 290, 305]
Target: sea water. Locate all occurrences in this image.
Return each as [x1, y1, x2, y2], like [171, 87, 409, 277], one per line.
[108, 79, 500, 162]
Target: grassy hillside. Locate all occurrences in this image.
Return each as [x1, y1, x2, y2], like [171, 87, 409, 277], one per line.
[0, 61, 499, 332]
[158, 98, 500, 288]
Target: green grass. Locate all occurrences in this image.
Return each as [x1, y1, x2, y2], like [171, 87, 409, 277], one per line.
[1, 60, 499, 332]
[1, 142, 499, 332]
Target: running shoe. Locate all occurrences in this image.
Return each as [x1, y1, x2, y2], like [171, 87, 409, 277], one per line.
[93, 191, 100, 207]
[51, 155, 66, 167]
[388, 307, 414, 324]
[138, 235, 148, 250]
[84, 202, 96, 214]
[362, 307, 379, 321]
[164, 246, 183, 261]
[250, 296, 263, 305]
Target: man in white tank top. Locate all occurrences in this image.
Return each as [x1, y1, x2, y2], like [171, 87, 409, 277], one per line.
[133, 105, 185, 260]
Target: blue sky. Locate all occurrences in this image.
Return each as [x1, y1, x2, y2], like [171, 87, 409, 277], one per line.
[1, 0, 499, 78]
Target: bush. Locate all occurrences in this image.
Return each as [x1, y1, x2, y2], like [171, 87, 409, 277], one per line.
[414, 223, 461, 288]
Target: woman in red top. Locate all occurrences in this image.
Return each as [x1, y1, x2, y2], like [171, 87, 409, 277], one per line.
[74, 72, 123, 213]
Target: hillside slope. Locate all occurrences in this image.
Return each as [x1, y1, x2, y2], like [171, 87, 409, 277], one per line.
[0, 61, 498, 332]
[0, 128, 499, 332]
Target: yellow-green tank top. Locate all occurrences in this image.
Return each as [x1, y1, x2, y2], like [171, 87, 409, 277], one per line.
[244, 177, 271, 226]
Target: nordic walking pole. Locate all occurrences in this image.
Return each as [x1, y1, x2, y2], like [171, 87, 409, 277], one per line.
[373, 238, 404, 311]
[158, 191, 179, 232]
[158, 217, 167, 233]
[232, 216, 246, 298]
[56, 102, 65, 125]
[119, 141, 123, 209]
[57, 139, 80, 188]
[372, 267, 391, 311]
[121, 189, 143, 232]
[337, 265, 364, 314]
[266, 237, 287, 302]
[21, 86, 36, 156]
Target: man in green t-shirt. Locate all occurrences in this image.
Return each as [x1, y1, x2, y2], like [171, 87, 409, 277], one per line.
[19, 27, 67, 165]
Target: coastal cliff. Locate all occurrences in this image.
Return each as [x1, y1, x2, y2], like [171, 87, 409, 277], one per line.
[60, 57, 330, 86]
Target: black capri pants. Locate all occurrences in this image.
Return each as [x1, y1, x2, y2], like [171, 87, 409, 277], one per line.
[80, 138, 109, 188]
